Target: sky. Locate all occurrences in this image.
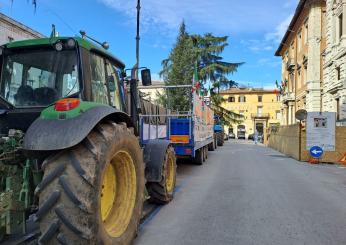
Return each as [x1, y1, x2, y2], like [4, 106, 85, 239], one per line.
[0, 0, 299, 89]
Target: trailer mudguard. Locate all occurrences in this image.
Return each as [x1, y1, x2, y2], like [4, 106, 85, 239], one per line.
[23, 105, 134, 151]
[144, 139, 171, 182]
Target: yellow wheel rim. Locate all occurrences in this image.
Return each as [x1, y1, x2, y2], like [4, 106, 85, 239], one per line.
[165, 154, 175, 193]
[100, 151, 137, 238]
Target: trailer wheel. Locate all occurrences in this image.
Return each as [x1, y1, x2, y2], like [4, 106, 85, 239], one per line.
[208, 141, 215, 151]
[214, 136, 218, 149]
[217, 132, 224, 146]
[147, 146, 177, 204]
[37, 122, 144, 245]
[194, 148, 203, 165]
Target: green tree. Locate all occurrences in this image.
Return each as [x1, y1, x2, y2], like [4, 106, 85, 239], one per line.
[159, 22, 197, 112]
[160, 23, 244, 124]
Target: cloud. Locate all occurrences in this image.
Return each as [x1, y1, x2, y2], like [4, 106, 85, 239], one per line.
[283, 0, 299, 9]
[265, 14, 293, 43]
[100, 0, 297, 35]
[257, 58, 281, 67]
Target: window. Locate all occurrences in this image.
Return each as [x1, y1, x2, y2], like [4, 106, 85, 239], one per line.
[258, 95, 262, 102]
[336, 98, 340, 121]
[304, 66, 308, 84]
[90, 53, 108, 105]
[105, 61, 123, 110]
[304, 23, 308, 45]
[7, 36, 14, 43]
[339, 13, 343, 39]
[257, 106, 263, 116]
[238, 95, 246, 102]
[276, 110, 281, 120]
[276, 95, 280, 102]
[298, 31, 302, 52]
[228, 96, 235, 102]
[336, 66, 341, 81]
[0, 49, 79, 107]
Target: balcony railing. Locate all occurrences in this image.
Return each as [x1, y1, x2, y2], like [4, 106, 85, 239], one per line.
[251, 113, 270, 119]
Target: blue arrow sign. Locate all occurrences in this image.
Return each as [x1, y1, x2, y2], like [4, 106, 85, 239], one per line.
[310, 146, 324, 158]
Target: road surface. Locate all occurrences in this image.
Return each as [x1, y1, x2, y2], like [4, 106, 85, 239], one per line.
[136, 140, 346, 245]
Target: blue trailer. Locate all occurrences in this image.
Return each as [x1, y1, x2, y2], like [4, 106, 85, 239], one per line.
[139, 85, 215, 165]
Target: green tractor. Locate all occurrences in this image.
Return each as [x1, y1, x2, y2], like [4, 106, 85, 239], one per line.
[0, 36, 177, 244]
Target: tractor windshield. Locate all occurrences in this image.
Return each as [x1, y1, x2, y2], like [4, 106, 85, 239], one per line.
[0, 48, 79, 107]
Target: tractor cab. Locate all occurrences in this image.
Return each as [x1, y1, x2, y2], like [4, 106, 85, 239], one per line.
[0, 37, 128, 134]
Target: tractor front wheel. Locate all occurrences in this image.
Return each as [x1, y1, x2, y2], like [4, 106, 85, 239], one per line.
[36, 122, 144, 245]
[147, 146, 177, 204]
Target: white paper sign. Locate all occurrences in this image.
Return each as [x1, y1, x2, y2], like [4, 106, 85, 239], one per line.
[306, 112, 336, 151]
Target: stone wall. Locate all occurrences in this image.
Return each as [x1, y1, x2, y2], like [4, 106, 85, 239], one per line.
[268, 124, 346, 163]
[267, 125, 301, 160]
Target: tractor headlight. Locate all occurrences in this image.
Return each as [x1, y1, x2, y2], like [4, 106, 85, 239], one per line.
[54, 41, 63, 51]
[66, 38, 76, 49]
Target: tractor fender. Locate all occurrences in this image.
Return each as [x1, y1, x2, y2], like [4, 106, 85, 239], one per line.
[23, 106, 134, 152]
[144, 139, 172, 182]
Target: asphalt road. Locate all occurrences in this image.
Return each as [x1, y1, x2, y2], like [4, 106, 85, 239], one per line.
[135, 140, 346, 245]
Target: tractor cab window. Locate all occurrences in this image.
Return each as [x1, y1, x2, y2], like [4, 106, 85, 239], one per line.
[90, 53, 108, 105]
[0, 49, 79, 107]
[105, 60, 123, 110]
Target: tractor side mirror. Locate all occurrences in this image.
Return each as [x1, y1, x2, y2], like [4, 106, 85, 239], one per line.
[108, 76, 116, 92]
[141, 69, 152, 86]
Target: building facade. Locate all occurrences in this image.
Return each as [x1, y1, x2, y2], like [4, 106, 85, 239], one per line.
[0, 13, 43, 45]
[275, 0, 326, 125]
[220, 88, 281, 138]
[323, 0, 346, 123]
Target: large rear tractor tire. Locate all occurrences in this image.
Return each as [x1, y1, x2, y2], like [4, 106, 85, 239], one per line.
[36, 122, 145, 245]
[147, 146, 177, 204]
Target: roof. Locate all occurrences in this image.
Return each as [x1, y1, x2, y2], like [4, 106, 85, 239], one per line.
[0, 13, 44, 38]
[275, 0, 307, 56]
[4, 36, 125, 68]
[219, 88, 279, 95]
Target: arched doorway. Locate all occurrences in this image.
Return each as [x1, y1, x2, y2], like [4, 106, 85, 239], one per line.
[237, 125, 246, 139]
[255, 123, 264, 135]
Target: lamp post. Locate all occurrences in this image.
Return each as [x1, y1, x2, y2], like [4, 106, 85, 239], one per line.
[130, 0, 141, 126]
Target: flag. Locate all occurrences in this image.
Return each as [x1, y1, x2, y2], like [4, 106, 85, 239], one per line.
[275, 80, 279, 88]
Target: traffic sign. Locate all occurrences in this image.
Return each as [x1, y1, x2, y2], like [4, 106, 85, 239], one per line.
[310, 146, 324, 158]
[295, 109, 307, 121]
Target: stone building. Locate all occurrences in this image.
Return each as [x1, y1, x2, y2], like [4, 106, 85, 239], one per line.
[0, 12, 43, 45]
[220, 88, 281, 138]
[323, 0, 346, 123]
[275, 0, 326, 125]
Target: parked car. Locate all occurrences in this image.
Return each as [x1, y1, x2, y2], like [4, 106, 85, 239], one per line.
[237, 131, 246, 140]
[229, 132, 236, 139]
[224, 134, 229, 141]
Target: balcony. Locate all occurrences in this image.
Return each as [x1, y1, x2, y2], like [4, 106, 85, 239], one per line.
[251, 113, 270, 119]
[286, 58, 295, 71]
